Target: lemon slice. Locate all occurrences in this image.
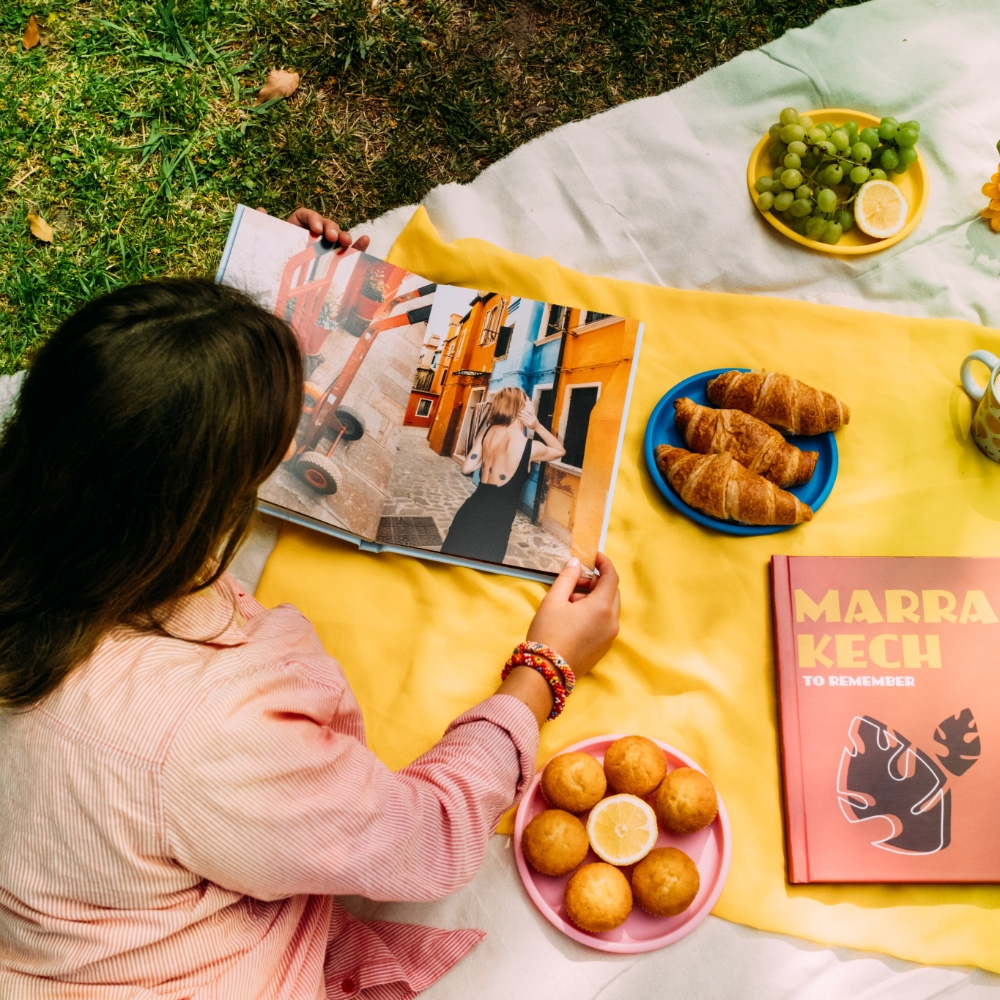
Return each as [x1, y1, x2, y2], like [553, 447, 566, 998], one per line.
[586, 793, 659, 866]
[853, 180, 909, 238]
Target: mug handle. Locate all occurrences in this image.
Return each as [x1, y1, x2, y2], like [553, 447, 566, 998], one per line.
[961, 350, 1000, 402]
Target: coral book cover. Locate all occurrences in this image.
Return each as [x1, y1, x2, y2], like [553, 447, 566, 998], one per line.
[771, 556, 998, 883]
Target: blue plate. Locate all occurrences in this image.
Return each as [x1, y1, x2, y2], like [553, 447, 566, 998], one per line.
[643, 368, 839, 536]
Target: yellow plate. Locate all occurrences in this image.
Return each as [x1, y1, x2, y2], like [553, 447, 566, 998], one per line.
[746, 108, 929, 255]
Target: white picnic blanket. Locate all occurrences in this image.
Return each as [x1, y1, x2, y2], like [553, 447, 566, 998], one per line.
[5, 0, 1000, 995]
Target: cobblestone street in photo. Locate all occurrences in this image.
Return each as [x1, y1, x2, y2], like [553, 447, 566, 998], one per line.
[382, 427, 569, 574]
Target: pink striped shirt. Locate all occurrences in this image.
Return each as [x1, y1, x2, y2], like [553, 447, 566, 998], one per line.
[0, 575, 539, 999]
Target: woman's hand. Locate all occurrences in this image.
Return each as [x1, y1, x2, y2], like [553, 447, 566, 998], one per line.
[518, 401, 540, 431]
[497, 554, 620, 727]
[256, 206, 371, 252]
[527, 552, 620, 679]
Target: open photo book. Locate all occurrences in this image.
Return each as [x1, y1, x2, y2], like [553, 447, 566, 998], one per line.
[216, 206, 644, 583]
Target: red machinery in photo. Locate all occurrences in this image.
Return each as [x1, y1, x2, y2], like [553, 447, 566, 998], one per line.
[275, 238, 435, 494]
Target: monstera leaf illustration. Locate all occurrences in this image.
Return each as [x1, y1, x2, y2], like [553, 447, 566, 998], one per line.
[933, 708, 981, 777]
[837, 716, 950, 855]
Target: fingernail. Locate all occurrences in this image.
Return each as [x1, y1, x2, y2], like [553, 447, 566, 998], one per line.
[566, 556, 580, 568]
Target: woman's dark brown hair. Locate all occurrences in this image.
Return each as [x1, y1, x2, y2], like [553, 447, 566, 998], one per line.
[0, 279, 302, 707]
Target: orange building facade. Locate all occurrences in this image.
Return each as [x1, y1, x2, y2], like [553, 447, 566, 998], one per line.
[426, 293, 510, 460]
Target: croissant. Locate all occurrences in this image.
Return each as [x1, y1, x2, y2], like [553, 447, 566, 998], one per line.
[654, 445, 813, 526]
[705, 370, 849, 435]
[673, 397, 818, 488]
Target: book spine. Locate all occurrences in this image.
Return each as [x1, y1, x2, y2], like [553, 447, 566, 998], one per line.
[771, 555, 810, 883]
[214, 203, 246, 284]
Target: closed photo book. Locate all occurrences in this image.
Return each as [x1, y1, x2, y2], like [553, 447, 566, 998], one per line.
[216, 205, 643, 583]
[771, 555, 999, 883]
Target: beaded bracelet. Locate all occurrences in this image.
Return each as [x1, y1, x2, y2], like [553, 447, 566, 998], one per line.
[517, 641, 576, 693]
[501, 642, 573, 720]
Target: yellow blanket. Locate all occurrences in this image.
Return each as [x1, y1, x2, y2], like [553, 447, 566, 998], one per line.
[257, 207, 1000, 972]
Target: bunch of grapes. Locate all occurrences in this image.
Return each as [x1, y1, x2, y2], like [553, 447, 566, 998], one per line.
[754, 107, 921, 244]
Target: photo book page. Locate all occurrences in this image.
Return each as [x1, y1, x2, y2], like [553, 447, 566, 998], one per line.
[217, 205, 643, 582]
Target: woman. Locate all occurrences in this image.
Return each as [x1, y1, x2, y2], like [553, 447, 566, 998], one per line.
[0, 212, 620, 1000]
[440, 387, 566, 564]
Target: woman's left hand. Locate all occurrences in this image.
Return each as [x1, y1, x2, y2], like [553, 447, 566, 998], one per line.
[256, 206, 371, 252]
[518, 401, 540, 431]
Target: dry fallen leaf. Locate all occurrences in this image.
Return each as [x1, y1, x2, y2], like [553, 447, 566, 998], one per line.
[22, 15, 40, 50]
[27, 213, 53, 243]
[255, 68, 300, 105]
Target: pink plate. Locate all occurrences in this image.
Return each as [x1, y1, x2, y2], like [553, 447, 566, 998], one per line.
[513, 734, 732, 953]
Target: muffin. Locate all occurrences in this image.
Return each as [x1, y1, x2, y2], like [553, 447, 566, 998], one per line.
[631, 847, 700, 917]
[564, 862, 633, 932]
[602, 735, 667, 798]
[654, 767, 718, 834]
[521, 809, 590, 877]
[541, 752, 607, 813]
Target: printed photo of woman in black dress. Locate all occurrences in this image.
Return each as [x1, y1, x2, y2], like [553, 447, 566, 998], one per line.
[440, 387, 566, 564]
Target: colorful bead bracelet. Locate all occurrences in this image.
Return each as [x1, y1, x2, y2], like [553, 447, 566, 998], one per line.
[501, 642, 573, 720]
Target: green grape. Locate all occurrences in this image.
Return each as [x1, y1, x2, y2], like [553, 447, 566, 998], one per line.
[780, 209, 795, 225]
[789, 198, 812, 218]
[801, 151, 819, 170]
[780, 123, 807, 144]
[798, 115, 815, 129]
[790, 215, 810, 235]
[807, 127, 827, 144]
[896, 127, 919, 147]
[869, 167, 887, 181]
[783, 153, 802, 169]
[819, 139, 836, 156]
[879, 148, 899, 170]
[755, 176, 775, 193]
[816, 187, 838, 213]
[898, 145, 918, 166]
[769, 142, 788, 166]
[772, 167, 786, 181]
[859, 127, 880, 149]
[830, 129, 850, 152]
[850, 142, 872, 164]
[774, 191, 795, 212]
[757, 192, 775, 211]
[819, 121, 835, 137]
[892, 161, 907, 174]
[805, 216, 827, 239]
[780, 168, 804, 189]
[821, 221, 843, 245]
[844, 120, 859, 140]
[795, 184, 813, 199]
[768, 123, 784, 140]
[882, 116, 899, 125]
[849, 165, 870, 185]
[878, 121, 898, 141]
[821, 163, 844, 185]
[787, 140, 808, 157]
[901, 119, 920, 132]
[779, 107, 800, 125]
[835, 207, 854, 232]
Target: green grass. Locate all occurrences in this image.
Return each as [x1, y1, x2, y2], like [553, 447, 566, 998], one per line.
[0, 0, 865, 373]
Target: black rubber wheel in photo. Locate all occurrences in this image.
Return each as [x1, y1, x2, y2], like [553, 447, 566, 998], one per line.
[335, 408, 365, 442]
[295, 452, 340, 494]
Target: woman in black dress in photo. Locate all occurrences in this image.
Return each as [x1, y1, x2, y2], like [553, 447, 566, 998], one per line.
[440, 387, 566, 564]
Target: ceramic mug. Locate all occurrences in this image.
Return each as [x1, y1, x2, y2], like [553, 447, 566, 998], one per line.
[961, 350, 1000, 461]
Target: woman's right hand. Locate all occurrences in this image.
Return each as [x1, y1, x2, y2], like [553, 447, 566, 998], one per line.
[518, 401, 540, 431]
[526, 552, 620, 680]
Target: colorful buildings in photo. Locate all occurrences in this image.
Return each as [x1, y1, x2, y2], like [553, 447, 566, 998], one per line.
[404, 291, 638, 560]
